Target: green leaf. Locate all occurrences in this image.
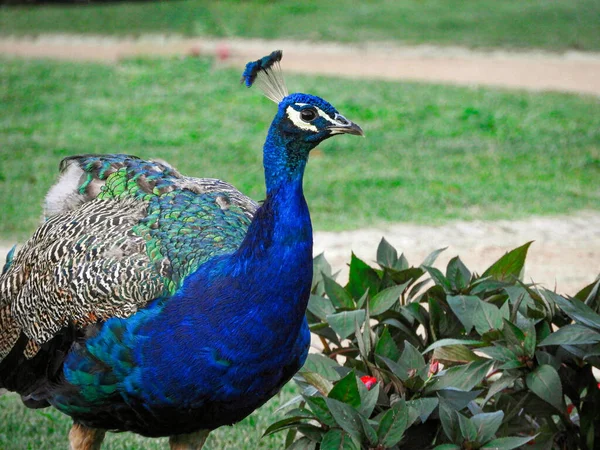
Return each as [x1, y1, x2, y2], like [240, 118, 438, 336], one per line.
[472, 300, 505, 334]
[458, 413, 477, 442]
[369, 282, 408, 315]
[301, 371, 334, 396]
[325, 398, 364, 441]
[547, 291, 600, 331]
[377, 400, 409, 447]
[303, 396, 336, 427]
[394, 253, 410, 271]
[535, 350, 560, 369]
[376, 237, 398, 268]
[497, 360, 525, 370]
[307, 295, 336, 321]
[482, 242, 532, 282]
[347, 253, 380, 299]
[539, 323, 600, 346]
[438, 389, 482, 412]
[286, 437, 316, 450]
[302, 354, 342, 381]
[526, 364, 564, 411]
[471, 411, 504, 444]
[481, 436, 536, 449]
[379, 356, 411, 381]
[483, 373, 519, 405]
[439, 400, 461, 443]
[297, 424, 325, 442]
[355, 316, 371, 361]
[502, 320, 526, 353]
[420, 247, 447, 268]
[576, 278, 600, 305]
[521, 320, 536, 357]
[359, 415, 378, 445]
[424, 266, 452, 292]
[262, 416, 306, 437]
[327, 310, 365, 339]
[323, 275, 354, 309]
[423, 339, 484, 354]
[447, 295, 480, 332]
[433, 445, 461, 450]
[329, 372, 361, 408]
[357, 378, 379, 418]
[320, 429, 360, 450]
[433, 345, 481, 364]
[381, 318, 422, 349]
[374, 326, 401, 360]
[312, 253, 332, 292]
[446, 256, 471, 291]
[406, 398, 439, 423]
[355, 289, 370, 309]
[477, 345, 518, 363]
[427, 359, 494, 393]
[401, 341, 427, 378]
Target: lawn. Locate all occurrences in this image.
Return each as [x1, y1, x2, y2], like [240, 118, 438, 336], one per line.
[0, 384, 298, 449]
[0, 0, 599, 52]
[1, 56, 599, 241]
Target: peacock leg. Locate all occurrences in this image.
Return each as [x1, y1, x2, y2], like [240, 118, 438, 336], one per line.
[68, 423, 106, 450]
[169, 429, 210, 450]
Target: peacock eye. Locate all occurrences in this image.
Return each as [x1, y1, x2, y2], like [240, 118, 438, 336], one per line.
[300, 108, 318, 122]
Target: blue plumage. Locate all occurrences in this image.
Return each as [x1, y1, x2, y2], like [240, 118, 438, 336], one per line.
[241, 50, 283, 87]
[0, 51, 363, 449]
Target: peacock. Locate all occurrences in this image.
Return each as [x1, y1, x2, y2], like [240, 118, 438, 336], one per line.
[0, 51, 363, 449]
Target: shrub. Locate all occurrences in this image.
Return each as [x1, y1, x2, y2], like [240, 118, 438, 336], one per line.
[265, 240, 600, 449]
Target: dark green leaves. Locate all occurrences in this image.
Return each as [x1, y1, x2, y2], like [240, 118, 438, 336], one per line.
[347, 253, 380, 299]
[526, 364, 564, 411]
[328, 372, 361, 408]
[272, 244, 598, 450]
[482, 241, 532, 282]
[377, 401, 409, 447]
[369, 282, 408, 315]
[326, 310, 365, 339]
[539, 323, 600, 346]
[427, 359, 494, 393]
[320, 429, 359, 450]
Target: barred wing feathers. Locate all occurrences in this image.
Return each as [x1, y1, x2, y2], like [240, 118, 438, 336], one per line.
[0, 154, 258, 362]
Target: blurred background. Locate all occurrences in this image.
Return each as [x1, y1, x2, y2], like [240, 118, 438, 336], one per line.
[0, 1, 599, 448]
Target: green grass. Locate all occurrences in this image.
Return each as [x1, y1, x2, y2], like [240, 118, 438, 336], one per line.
[0, 384, 297, 449]
[1, 56, 599, 242]
[1, 0, 600, 52]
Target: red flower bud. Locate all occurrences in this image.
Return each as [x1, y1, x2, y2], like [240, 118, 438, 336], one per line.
[567, 404, 575, 414]
[429, 359, 440, 376]
[360, 375, 377, 390]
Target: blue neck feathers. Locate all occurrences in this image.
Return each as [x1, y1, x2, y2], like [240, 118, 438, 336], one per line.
[237, 118, 313, 263]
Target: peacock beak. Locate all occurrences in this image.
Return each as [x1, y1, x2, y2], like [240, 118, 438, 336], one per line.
[327, 114, 365, 137]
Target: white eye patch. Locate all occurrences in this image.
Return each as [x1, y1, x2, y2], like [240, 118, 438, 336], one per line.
[285, 104, 339, 132]
[285, 106, 318, 132]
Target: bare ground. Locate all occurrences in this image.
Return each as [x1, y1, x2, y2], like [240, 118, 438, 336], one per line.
[1, 35, 600, 95]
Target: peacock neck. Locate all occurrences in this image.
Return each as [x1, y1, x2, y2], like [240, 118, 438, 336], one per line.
[263, 123, 310, 195]
[237, 125, 313, 263]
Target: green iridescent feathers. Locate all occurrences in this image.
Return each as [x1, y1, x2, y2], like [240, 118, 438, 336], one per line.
[0, 154, 258, 361]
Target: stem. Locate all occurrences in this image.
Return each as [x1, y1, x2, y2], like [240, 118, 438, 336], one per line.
[318, 335, 331, 354]
[328, 347, 358, 359]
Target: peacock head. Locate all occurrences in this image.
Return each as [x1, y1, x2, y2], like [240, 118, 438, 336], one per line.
[242, 50, 363, 152]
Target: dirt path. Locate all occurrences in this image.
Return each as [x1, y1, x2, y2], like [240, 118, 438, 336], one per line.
[313, 211, 600, 296]
[2, 211, 598, 296]
[1, 35, 600, 95]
